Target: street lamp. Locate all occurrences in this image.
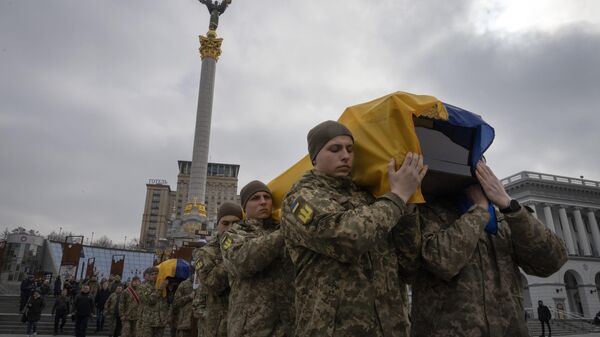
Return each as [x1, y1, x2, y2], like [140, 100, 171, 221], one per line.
[124, 236, 127, 249]
[91, 232, 94, 245]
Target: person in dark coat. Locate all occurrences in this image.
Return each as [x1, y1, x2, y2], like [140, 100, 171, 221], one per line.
[72, 284, 95, 337]
[95, 281, 111, 332]
[20, 274, 35, 312]
[53, 288, 70, 335]
[40, 279, 52, 298]
[25, 290, 45, 336]
[54, 276, 62, 297]
[538, 300, 552, 337]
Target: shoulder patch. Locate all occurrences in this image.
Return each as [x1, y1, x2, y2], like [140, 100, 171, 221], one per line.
[291, 196, 314, 225]
[221, 235, 233, 251]
[195, 260, 203, 270]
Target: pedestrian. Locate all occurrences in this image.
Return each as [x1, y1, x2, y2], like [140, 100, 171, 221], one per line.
[87, 275, 99, 298]
[105, 284, 124, 337]
[409, 162, 567, 337]
[119, 277, 141, 337]
[172, 276, 194, 337]
[72, 284, 95, 337]
[137, 267, 168, 337]
[538, 300, 552, 337]
[19, 274, 35, 312]
[195, 202, 242, 337]
[220, 180, 295, 337]
[40, 279, 51, 298]
[52, 289, 70, 335]
[54, 276, 62, 297]
[281, 120, 424, 337]
[25, 289, 45, 337]
[95, 281, 111, 332]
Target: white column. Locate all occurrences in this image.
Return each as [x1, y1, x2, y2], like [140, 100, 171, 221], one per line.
[559, 207, 577, 255]
[527, 202, 539, 219]
[587, 209, 600, 257]
[573, 208, 592, 256]
[542, 204, 557, 233]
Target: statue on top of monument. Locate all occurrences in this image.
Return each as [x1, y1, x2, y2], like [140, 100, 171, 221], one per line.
[198, 0, 232, 31]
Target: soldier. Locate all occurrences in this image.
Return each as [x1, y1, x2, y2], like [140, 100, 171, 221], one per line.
[192, 282, 208, 337]
[220, 181, 295, 337]
[105, 284, 123, 337]
[87, 275, 99, 298]
[137, 267, 168, 337]
[172, 276, 194, 337]
[195, 202, 242, 337]
[409, 161, 568, 337]
[119, 276, 141, 337]
[281, 120, 425, 337]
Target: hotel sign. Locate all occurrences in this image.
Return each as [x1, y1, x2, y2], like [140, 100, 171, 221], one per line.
[148, 179, 168, 185]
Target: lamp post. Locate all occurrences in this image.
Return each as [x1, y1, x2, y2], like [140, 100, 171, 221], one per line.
[124, 236, 127, 249]
[91, 232, 94, 245]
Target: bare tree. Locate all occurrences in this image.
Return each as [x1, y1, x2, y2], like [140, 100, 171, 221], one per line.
[94, 235, 115, 248]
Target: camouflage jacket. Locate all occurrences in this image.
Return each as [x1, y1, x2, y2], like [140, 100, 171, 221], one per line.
[410, 199, 568, 337]
[138, 280, 167, 327]
[281, 169, 416, 337]
[220, 218, 295, 337]
[104, 291, 120, 318]
[192, 284, 208, 337]
[119, 286, 140, 322]
[172, 278, 194, 330]
[196, 238, 230, 337]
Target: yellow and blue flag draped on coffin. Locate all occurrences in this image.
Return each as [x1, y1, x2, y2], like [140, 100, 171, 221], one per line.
[155, 258, 192, 296]
[268, 91, 450, 220]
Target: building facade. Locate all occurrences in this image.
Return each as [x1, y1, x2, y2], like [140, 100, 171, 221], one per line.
[0, 232, 45, 282]
[139, 161, 240, 249]
[503, 171, 600, 319]
[139, 180, 173, 249]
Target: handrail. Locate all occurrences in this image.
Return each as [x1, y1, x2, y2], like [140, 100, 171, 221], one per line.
[524, 306, 590, 320]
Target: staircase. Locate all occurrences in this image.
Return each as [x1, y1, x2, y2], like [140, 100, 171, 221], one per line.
[0, 295, 104, 335]
[526, 319, 600, 336]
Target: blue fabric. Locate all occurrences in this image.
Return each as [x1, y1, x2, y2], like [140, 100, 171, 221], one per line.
[456, 193, 498, 235]
[174, 259, 191, 279]
[437, 103, 496, 171]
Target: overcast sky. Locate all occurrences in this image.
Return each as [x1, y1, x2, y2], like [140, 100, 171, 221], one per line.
[1, 0, 599, 243]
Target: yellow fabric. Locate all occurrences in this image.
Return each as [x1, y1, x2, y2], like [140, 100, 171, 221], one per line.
[155, 258, 178, 296]
[268, 91, 449, 220]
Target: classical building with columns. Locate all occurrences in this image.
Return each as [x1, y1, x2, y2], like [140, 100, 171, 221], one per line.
[503, 171, 600, 318]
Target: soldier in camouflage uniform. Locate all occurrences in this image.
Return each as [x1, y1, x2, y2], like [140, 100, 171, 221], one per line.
[220, 181, 295, 337]
[105, 284, 123, 337]
[192, 283, 208, 337]
[137, 267, 168, 337]
[119, 276, 141, 337]
[410, 162, 568, 337]
[172, 277, 194, 337]
[281, 120, 426, 337]
[195, 202, 242, 337]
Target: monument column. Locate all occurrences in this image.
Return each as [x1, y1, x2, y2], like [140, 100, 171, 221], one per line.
[587, 209, 600, 257]
[527, 202, 539, 219]
[573, 208, 592, 256]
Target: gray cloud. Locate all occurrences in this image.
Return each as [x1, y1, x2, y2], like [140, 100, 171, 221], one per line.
[1, 1, 599, 241]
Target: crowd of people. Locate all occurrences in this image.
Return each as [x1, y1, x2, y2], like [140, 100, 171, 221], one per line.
[19, 119, 569, 337]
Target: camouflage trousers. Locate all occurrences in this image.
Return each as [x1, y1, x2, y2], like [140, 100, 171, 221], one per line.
[176, 328, 191, 337]
[121, 320, 137, 337]
[137, 324, 165, 337]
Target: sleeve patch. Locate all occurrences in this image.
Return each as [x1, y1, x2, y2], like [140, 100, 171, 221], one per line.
[221, 236, 233, 251]
[195, 260, 203, 270]
[291, 196, 314, 225]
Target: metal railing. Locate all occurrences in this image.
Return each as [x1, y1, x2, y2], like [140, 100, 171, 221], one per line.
[502, 171, 600, 188]
[524, 306, 597, 333]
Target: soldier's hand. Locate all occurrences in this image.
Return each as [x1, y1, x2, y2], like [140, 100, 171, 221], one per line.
[388, 153, 428, 203]
[159, 280, 169, 290]
[465, 184, 488, 210]
[475, 161, 511, 209]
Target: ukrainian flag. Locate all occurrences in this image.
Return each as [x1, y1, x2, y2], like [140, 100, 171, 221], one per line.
[155, 258, 191, 294]
[268, 91, 494, 220]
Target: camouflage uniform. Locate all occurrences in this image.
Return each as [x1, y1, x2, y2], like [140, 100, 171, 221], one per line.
[192, 284, 208, 337]
[172, 278, 194, 337]
[104, 291, 121, 336]
[281, 169, 416, 337]
[119, 285, 140, 337]
[137, 280, 168, 337]
[220, 218, 295, 337]
[196, 238, 230, 337]
[410, 198, 568, 337]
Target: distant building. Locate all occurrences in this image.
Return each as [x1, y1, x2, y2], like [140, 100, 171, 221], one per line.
[139, 161, 240, 249]
[503, 171, 600, 319]
[0, 232, 45, 282]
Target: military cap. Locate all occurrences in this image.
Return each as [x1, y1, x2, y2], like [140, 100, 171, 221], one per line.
[218, 202, 243, 222]
[307, 120, 354, 161]
[240, 180, 271, 209]
[143, 267, 159, 276]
